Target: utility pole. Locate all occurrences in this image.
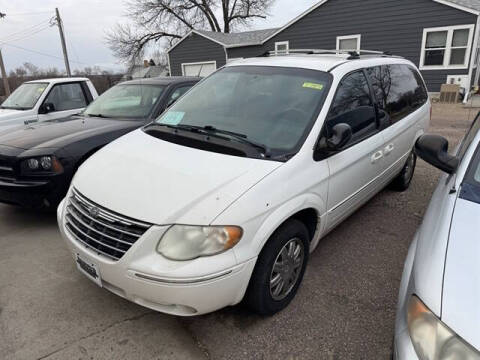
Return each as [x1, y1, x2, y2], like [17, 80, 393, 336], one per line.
[0, 13, 10, 96]
[0, 49, 10, 96]
[55, 8, 71, 76]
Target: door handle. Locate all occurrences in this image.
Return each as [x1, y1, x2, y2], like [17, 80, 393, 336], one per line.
[384, 143, 394, 156]
[371, 150, 383, 164]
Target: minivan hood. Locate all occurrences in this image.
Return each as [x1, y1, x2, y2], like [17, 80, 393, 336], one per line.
[441, 197, 480, 351]
[0, 115, 142, 150]
[73, 129, 283, 225]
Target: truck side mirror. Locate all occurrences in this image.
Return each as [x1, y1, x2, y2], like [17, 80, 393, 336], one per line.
[415, 134, 459, 174]
[39, 102, 55, 114]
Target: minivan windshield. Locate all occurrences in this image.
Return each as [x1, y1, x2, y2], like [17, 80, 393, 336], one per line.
[155, 66, 332, 156]
[1, 82, 48, 110]
[84, 84, 165, 119]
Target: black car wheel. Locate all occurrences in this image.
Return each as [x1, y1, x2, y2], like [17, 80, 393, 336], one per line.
[245, 219, 309, 315]
[389, 151, 416, 192]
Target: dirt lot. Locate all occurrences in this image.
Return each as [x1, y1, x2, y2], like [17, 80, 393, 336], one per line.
[0, 103, 476, 360]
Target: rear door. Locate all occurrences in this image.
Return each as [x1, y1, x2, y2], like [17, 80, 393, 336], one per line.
[366, 64, 429, 181]
[323, 70, 386, 231]
[38, 82, 90, 122]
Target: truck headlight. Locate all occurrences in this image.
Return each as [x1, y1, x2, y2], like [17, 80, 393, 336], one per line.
[157, 225, 243, 261]
[408, 295, 480, 360]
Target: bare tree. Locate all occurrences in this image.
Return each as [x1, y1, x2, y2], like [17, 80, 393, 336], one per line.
[106, 0, 274, 64]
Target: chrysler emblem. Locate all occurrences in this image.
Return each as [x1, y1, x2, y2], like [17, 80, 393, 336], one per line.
[89, 206, 100, 218]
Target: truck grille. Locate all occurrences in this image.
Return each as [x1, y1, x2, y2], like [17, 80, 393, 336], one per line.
[65, 188, 151, 261]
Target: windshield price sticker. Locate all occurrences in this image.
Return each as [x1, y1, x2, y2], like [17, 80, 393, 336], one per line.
[160, 111, 185, 125]
[303, 82, 324, 91]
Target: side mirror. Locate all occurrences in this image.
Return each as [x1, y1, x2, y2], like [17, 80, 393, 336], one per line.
[39, 102, 55, 114]
[415, 134, 459, 174]
[326, 123, 353, 150]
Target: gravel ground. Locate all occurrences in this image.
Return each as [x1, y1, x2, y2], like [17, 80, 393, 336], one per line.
[0, 103, 476, 360]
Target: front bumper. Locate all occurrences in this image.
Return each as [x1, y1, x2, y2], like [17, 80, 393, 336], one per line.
[57, 199, 256, 316]
[0, 175, 68, 208]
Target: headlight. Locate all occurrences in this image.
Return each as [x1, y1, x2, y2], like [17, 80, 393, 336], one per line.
[157, 225, 243, 261]
[408, 296, 480, 360]
[21, 156, 63, 174]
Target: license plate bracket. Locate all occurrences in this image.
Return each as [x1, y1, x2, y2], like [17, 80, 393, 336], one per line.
[76, 253, 102, 287]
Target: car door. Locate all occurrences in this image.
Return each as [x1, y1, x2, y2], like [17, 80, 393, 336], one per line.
[38, 82, 90, 122]
[321, 70, 386, 231]
[366, 64, 429, 181]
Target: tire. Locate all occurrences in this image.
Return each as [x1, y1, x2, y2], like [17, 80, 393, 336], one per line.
[389, 151, 416, 192]
[245, 219, 309, 315]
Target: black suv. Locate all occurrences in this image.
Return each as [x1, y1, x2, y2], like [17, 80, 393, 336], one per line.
[0, 76, 200, 209]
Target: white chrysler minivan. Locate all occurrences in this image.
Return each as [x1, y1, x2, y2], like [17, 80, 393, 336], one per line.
[58, 51, 430, 316]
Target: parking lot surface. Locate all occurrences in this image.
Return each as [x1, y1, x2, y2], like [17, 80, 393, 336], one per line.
[0, 104, 475, 360]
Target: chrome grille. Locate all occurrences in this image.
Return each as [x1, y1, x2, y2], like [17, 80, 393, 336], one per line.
[65, 188, 151, 261]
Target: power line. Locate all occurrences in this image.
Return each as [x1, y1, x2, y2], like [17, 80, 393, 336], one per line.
[2, 11, 52, 17]
[0, 18, 52, 43]
[0, 42, 88, 65]
[0, 24, 52, 44]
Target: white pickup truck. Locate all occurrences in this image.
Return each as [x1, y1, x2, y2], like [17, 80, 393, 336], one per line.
[0, 78, 98, 130]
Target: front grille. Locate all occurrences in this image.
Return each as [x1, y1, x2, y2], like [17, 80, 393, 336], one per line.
[65, 188, 151, 261]
[0, 157, 15, 181]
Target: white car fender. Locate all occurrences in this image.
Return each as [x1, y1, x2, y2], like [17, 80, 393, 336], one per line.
[220, 192, 326, 264]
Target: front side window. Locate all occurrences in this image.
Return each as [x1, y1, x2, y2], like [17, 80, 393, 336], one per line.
[421, 25, 474, 69]
[337, 35, 361, 52]
[44, 83, 87, 112]
[155, 66, 332, 157]
[326, 71, 376, 142]
[1, 82, 48, 110]
[366, 65, 428, 125]
[84, 84, 166, 119]
[166, 85, 192, 107]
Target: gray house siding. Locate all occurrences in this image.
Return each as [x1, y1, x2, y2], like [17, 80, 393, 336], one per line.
[227, 45, 264, 59]
[169, 33, 226, 76]
[234, 0, 477, 92]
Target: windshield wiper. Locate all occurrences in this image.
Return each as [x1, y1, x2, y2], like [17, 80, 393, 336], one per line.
[154, 123, 271, 157]
[202, 125, 271, 158]
[86, 113, 111, 118]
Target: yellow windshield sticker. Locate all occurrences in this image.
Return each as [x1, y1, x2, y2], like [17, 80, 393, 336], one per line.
[303, 82, 324, 90]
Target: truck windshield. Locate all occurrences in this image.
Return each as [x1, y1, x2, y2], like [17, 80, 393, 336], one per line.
[84, 84, 165, 119]
[1, 83, 48, 110]
[155, 66, 332, 156]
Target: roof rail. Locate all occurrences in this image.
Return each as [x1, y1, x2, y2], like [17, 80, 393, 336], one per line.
[258, 49, 401, 59]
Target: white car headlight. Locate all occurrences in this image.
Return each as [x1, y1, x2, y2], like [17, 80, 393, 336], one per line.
[157, 225, 243, 261]
[408, 296, 480, 360]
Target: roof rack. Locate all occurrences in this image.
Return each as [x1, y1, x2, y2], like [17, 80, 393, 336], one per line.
[258, 49, 401, 59]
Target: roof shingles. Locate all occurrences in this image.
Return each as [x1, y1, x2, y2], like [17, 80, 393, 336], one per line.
[195, 28, 279, 47]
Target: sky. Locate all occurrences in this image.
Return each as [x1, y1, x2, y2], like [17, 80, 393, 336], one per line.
[0, 0, 318, 74]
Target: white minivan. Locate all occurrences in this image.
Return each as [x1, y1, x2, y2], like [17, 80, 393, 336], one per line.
[58, 51, 430, 316]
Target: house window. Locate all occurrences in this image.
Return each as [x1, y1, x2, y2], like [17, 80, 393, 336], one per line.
[336, 35, 361, 52]
[275, 41, 289, 54]
[420, 25, 474, 69]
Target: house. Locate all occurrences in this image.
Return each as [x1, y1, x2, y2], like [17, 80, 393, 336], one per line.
[168, 0, 480, 93]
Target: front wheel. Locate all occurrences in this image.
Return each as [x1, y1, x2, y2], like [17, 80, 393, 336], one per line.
[244, 219, 309, 315]
[389, 151, 416, 192]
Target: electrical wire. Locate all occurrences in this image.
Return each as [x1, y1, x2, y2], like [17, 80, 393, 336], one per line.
[2, 11, 53, 17]
[0, 42, 88, 65]
[0, 18, 52, 43]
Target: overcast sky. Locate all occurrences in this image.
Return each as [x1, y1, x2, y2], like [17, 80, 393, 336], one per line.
[0, 0, 317, 74]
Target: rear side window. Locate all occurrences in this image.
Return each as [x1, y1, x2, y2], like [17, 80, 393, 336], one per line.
[326, 71, 377, 141]
[366, 65, 428, 125]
